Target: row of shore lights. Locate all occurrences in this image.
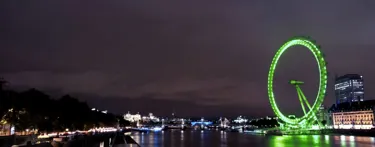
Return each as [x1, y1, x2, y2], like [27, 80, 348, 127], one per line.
[91, 108, 108, 114]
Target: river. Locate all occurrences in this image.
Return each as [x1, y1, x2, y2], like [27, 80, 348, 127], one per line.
[129, 130, 375, 147]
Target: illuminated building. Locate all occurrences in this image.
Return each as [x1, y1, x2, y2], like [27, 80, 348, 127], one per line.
[335, 74, 364, 104]
[123, 112, 160, 123]
[233, 116, 248, 123]
[141, 113, 160, 122]
[219, 117, 230, 128]
[123, 112, 141, 122]
[329, 100, 375, 129]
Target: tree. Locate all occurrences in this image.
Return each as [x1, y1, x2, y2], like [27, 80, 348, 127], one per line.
[321, 120, 327, 126]
[0, 79, 12, 123]
[0, 77, 7, 91]
[117, 116, 130, 127]
[0, 78, 121, 133]
[15, 109, 33, 131]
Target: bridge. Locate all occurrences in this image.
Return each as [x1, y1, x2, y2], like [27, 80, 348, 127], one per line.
[191, 121, 213, 126]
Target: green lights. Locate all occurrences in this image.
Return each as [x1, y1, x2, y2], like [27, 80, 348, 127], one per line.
[267, 37, 327, 130]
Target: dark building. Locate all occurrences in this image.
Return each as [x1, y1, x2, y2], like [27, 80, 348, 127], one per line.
[317, 104, 331, 126]
[335, 74, 364, 104]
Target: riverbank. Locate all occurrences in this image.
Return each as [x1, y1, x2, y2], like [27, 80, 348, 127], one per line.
[0, 135, 29, 147]
[0, 131, 140, 147]
[266, 129, 375, 136]
[328, 129, 375, 137]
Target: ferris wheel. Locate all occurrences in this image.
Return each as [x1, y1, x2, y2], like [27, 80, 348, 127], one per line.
[267, 37, 328, 129]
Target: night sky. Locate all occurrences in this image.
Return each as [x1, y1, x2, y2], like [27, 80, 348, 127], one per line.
[1, 1, 374, 117]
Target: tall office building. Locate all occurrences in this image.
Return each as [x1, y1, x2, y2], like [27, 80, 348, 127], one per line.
[334, 74, 364, 104]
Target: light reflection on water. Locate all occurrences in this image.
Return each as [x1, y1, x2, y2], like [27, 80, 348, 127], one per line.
[130, 130, 375, 147]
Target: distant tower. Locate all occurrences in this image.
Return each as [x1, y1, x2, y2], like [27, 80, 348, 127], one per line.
[334, 74, 364, 104]
[172, 108, 176, 118]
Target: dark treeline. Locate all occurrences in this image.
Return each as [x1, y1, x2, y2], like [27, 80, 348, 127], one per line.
[0, 78, 129, 133]
[248, 118, 279, 128]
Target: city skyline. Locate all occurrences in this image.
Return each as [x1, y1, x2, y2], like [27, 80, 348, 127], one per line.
[1, 1, 375, 117]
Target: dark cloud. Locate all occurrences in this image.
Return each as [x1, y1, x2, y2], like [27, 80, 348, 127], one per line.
[1, 0, 375, 117]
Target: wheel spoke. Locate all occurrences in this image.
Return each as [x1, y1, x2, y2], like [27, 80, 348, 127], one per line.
[297, 87, 312, 110]
[297, 87, 323, 128]
[296, 86, 307, 115]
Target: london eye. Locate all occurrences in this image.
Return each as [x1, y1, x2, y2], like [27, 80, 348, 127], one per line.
[267, 37, 328, 130]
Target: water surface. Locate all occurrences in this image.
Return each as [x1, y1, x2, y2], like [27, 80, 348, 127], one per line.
[130, 130, 375, 147]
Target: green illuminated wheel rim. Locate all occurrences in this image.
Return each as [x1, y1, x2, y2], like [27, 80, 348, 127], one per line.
[267, 37, 327, 127]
